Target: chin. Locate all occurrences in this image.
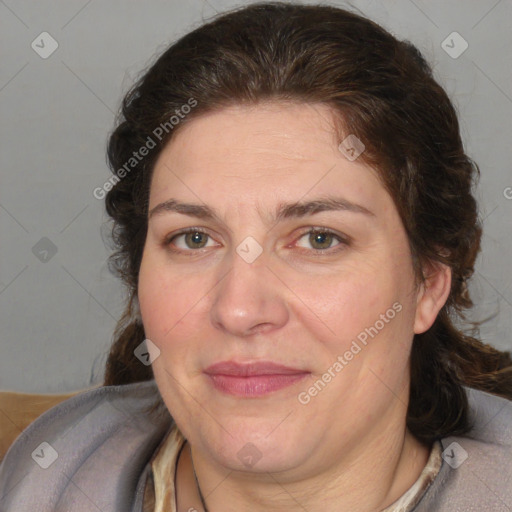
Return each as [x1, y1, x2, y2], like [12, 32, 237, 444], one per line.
[200, 422, 309, 473]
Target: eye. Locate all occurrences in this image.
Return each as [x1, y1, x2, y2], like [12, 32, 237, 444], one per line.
[295, 228, 348, 252]
[166, 229, 217, 251]
[164, 227, 348, 255]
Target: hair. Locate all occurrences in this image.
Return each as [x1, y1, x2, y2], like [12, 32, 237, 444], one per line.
[103, 2, 512, 443]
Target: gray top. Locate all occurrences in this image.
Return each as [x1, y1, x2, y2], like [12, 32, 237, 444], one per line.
[0, 380, 510, 511]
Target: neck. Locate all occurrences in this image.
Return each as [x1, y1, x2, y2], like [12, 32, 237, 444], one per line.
[176, 413, 430, 512]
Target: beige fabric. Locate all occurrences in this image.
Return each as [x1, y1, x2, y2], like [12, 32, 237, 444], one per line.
[382, 441, 442, 511]
[145, 423, 442, 512]
[147, 424, 186, 512]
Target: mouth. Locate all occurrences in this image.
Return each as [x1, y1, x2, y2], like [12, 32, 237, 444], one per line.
[204, 361, 310, 397]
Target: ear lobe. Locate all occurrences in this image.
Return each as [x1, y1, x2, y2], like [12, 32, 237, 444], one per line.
[414, 262, 452, 334]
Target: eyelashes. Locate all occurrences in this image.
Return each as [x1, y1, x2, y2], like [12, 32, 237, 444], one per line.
[163, 227, 350, 256]
[166, 228, 214, 251]
[295, 228, 349, 252]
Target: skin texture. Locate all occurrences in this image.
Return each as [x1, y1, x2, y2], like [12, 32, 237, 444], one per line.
[138, 102, 451, 512]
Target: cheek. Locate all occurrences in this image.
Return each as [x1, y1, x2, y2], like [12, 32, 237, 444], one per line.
[293, 261, 392, 338]
[138, 256, 195, 344]
[138, 253, 222, 378]
[299, 255, 416, 372]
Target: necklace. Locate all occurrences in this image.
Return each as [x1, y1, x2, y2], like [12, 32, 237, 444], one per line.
[191, 449, 209, 512]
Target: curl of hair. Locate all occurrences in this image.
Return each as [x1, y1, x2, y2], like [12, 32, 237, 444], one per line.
[103, 2, 512, 443]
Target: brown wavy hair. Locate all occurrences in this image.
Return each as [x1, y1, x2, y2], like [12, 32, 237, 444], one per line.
[103, 2, 512, 443]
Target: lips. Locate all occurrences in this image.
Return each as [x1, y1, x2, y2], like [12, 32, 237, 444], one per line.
[204, 361, 306, 376]
[204, 361, 309, 397]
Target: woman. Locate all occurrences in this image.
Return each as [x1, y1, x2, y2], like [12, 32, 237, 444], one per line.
[1, 2, 511, 511]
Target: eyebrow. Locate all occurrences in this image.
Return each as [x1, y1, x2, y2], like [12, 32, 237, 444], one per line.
[148, 197, 374, 223]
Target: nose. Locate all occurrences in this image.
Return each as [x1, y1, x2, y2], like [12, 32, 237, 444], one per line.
[209, 250, 289, 338]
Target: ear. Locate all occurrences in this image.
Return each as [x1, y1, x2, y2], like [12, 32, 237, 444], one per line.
[414, 262, 451, 334]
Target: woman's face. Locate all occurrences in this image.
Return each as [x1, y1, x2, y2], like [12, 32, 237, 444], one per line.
[138, 102, 445, 475]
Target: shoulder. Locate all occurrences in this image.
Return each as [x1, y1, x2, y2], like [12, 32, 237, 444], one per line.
[465, 387, 512, 444]
[0, 379, 173, 512]
[416, 388, 512, 511]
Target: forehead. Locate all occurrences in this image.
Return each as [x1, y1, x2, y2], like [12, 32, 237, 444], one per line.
[158, 101, 339, 162]
[149, 102, 388, 214]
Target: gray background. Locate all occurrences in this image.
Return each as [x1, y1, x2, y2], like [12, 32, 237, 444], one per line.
[1, 0, 511, 393]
